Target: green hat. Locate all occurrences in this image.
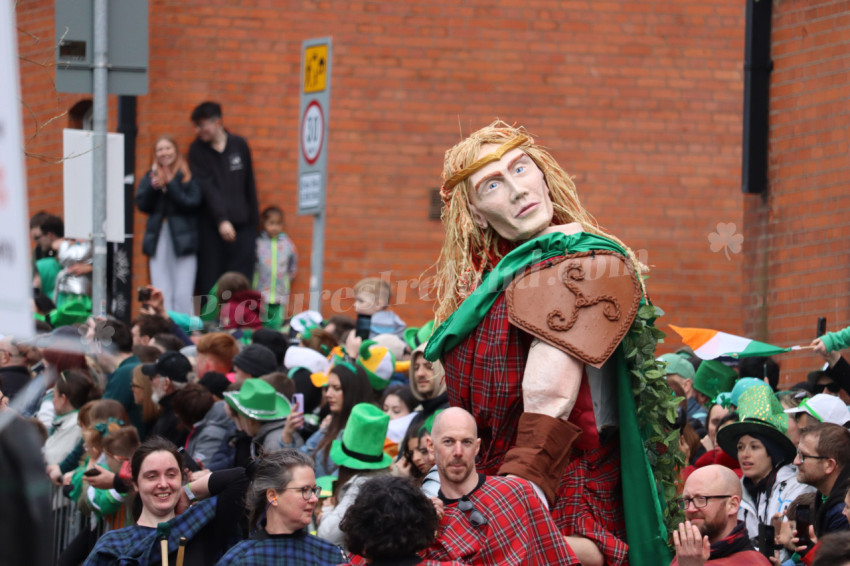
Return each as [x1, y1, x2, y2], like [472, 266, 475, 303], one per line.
[735, 382, 789, 434]
[356, 340, 395, 392]
[658, 353, 695, 381]
[224, 378, 291, 421]
[49, 295, 93, 327]
[693, 360, 737, 402]
[729, 377, 764, 408]
[330, 403, 392, 470]
[315, 475, 336, 498]
[404, 320, 435, 350]
[716, 381, 795, 464]
[423, 408, 445, 435]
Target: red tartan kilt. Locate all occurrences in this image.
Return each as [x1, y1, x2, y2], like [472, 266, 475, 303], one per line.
[553, 442, 628, 565]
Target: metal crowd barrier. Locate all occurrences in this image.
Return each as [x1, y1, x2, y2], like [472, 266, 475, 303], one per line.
[50, 485, 130, 564]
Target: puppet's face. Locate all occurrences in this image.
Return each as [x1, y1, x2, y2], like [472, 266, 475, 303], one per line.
[467, 146, 553, 242]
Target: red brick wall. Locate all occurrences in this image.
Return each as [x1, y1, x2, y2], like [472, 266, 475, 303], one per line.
[743, 0, 850, 384]
[18, 0, 746, 338]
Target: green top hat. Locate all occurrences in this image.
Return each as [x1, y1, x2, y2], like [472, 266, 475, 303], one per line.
[404, 320, 435, 350]
[716, 381, 795, 464]
[693, 360, 737, 402]
[330, 403, 392, 470]
[224, 378, 291, 421]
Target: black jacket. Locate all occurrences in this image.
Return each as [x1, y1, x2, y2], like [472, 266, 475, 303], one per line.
[814, 463, 850, 537]
[188, 132, 258, 229]
[0, 366, 32, 401]
[136, 170, 202, 257]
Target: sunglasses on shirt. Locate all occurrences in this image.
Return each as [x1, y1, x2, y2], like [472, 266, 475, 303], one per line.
[458, 497, 488, 527]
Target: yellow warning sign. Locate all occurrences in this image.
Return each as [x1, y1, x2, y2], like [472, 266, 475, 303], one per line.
[304, 45, 328, 93]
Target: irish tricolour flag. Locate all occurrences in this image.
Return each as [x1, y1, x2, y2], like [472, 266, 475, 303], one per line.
[669, 325, 793, 360]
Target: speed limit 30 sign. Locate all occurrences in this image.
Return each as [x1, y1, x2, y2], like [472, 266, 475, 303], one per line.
[301, 100, 324, 165]
[298, 38, 331, 216]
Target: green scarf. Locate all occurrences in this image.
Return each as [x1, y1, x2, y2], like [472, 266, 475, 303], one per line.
[425, 230, 671, 565]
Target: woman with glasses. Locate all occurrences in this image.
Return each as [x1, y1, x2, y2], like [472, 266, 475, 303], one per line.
[215, 450, 344, 565]
[716, 382, 815, 557]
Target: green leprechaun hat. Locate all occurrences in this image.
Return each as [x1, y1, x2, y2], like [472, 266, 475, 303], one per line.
[693, 360, 737, 403]
[224, 378, 291, 421]
[716, 381, 795, 465]
[330, 403, 392, 470]
[404, 320, 435, 351]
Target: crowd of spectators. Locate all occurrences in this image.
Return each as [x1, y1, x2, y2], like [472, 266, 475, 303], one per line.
[6, 103, 850, 566]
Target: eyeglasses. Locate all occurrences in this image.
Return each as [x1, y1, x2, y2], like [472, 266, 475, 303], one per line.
[796, 450, 829, 464]
[458, 497, 488, 527]
[675, 495, 732, 510]
[813, 382, 841, 394]
[281, 485, 322, 500]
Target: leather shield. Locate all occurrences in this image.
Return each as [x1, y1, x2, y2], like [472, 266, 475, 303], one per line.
[506, 250, 641, 368]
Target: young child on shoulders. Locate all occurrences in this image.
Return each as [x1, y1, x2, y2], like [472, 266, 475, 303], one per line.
[253, 206, 297, 329]
[353, 277, 405, 340]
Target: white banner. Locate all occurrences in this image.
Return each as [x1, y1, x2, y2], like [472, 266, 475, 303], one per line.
[0, 2, 34, 337]
[62, 129, 125, 243]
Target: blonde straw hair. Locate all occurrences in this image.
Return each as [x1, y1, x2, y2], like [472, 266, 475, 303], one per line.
[433, 120, 644, 324]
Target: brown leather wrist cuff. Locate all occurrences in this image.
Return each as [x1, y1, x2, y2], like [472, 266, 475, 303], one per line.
[498, 412, 583, 506]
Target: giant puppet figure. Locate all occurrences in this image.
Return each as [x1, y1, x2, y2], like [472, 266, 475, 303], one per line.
[425, 121, 670, 566]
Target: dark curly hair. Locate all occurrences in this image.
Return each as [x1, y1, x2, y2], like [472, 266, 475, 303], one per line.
[339, 475, 438, 560]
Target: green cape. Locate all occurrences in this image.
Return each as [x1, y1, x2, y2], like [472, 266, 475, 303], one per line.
[426, 231, 671, 566]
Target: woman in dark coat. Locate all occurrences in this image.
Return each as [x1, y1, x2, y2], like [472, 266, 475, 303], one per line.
[136, 136, 201, 314]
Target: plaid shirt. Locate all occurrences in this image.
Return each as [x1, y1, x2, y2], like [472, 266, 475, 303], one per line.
[424, 475, 578, 565]
[443, 291, 628, 565]
[83, 497, 217, 566]
[216, 527, 345, 566]
[347, 554, 467, 565]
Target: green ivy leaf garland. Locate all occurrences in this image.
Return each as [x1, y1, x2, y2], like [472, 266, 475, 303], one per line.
[622, 303, 685, 542]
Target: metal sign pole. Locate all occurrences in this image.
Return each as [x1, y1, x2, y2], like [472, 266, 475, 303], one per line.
[91, 0, 108, 316]
[309, 211, 325, 312]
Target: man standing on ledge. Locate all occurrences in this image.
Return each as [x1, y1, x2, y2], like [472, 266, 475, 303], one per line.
[425, 121, 671, 566]
[189, 101, 259, 298]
